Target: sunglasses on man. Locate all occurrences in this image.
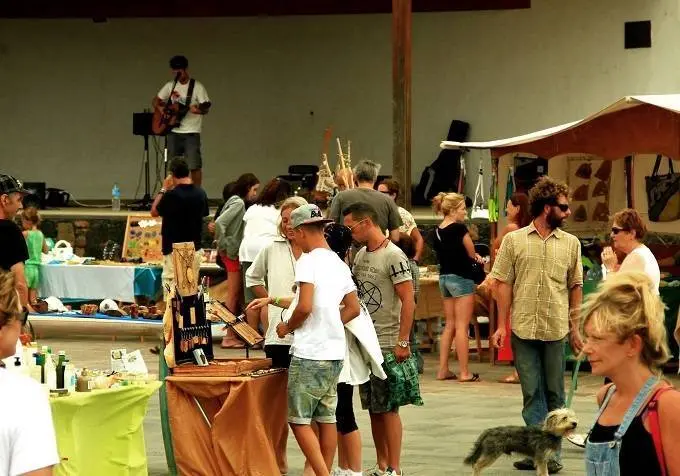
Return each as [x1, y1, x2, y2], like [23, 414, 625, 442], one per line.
[552, 203, 570, 212]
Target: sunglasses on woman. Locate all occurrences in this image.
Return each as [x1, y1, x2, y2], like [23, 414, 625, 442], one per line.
[611, 226, 628, 234]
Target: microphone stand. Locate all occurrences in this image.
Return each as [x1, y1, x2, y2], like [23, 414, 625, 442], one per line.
[163, 72, 181, 177]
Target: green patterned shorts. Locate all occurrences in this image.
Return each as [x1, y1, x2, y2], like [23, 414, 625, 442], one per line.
[288, 357, 343, 425]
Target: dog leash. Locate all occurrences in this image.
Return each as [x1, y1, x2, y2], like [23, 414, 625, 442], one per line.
[565, 357, 583, 408]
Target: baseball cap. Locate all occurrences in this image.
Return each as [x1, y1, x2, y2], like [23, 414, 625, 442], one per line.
[0, 175, 27, 195]
[291, 204, 332, 229]
[100, 299, 124, 317]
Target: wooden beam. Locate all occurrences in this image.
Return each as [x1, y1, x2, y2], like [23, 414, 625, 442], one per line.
[0, 0, 529, 19]
[392, 0, 412, 209]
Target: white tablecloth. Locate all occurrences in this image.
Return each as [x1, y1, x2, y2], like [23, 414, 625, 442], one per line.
[40, 264, 136, 302]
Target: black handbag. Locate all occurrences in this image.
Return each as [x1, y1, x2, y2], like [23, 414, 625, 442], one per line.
[646, 155, 680, 222]
[469, 260, 486, 285]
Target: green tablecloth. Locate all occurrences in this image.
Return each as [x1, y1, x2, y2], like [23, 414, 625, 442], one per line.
[50, 382, 162, 476]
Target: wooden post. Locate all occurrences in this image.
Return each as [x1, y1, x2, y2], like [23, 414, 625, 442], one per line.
[624, 156, 633, 208]
[392, 0, 412, 208]
[488, 156, 500, 366]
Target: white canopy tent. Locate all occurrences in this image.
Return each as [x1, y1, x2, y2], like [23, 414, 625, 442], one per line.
[437, 94, 680, 236]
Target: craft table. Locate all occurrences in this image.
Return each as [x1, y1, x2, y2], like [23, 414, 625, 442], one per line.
[50, 382, 162, 476]
[164, 373, 288, 476]
[40, 264, 163, 302]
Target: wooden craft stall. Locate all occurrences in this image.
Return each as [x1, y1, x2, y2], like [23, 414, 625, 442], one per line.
[159, 242, 288, 475]
[441, 95, 680, 365]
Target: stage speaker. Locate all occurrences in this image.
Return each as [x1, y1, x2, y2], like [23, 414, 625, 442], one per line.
[22, 182, 46, 209]
[133, 112, 154, 137]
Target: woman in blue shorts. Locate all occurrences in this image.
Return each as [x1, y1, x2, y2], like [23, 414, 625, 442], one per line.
[432, 192, 483, 383]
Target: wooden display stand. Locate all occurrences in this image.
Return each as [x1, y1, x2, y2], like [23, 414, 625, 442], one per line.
[165, 243, 214, 367]
[208, 301, 264, 358]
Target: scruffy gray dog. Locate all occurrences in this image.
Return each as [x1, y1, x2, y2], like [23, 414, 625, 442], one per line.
[464, 408, 578, 476]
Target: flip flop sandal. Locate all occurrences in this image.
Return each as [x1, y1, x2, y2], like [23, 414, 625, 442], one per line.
[498, 374, 521, 384]
[436, 373, 458, 381]
[459, 373, 481, 383]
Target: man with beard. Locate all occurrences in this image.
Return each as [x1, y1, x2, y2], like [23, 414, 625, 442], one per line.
[490, 176, 583, 474]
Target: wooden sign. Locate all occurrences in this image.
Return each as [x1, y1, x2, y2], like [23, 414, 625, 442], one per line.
[172, 242, 199, 297]
[122, 216, 163, 263]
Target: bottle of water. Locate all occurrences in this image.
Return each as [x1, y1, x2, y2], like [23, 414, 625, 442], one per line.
[111, 183, 121, 212]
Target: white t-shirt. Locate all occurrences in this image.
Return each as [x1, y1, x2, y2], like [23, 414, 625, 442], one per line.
[288, 248, 356, 361]
[603, 244, 661, 295]
[157, 79, 210, 134]
[239, 205, 281, 263]
[625, 245, 661, 295]
[0, 369, 59, 476]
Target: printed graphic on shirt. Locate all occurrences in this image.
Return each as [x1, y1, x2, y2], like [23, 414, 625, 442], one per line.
[355, 259, 411, 314]
[357, 279, 382, 314]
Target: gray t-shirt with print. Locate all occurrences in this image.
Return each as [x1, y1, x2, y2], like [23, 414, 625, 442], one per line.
[352, 242, 412, 350]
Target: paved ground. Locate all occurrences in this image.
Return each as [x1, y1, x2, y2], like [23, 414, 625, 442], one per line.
[40, 336, 680, 476]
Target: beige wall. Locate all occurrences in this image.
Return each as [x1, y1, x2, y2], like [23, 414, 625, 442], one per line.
[0, 0, 679, 200]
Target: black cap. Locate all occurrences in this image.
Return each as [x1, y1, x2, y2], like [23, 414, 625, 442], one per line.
[0, 175, 27, 195]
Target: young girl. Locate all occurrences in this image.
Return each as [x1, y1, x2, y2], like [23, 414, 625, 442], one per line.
[21, 207, 47, 305]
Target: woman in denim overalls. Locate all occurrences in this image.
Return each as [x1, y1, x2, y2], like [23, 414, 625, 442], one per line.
[579, 271, 680, 476]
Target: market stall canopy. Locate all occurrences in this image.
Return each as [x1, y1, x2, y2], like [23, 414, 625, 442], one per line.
[441, 94, 680, 160]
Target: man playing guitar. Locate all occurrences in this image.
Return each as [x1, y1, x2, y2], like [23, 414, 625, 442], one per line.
[152, 55, 211, 186]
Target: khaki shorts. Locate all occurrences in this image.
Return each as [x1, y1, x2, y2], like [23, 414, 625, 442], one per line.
[288, 357, 343, 425]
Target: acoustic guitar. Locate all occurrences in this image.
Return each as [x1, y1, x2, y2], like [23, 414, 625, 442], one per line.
[152, 100, 210, 135]
[152, 101, 188, 135]
[152, 76, 210, 135]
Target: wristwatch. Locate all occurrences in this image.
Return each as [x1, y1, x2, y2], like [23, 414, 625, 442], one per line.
[398, 340, 410, 348]
[158, 188, 166, 194]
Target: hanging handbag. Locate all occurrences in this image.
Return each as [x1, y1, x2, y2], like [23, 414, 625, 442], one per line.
[471, 165, 489, 220]
[645, 155, 680, 222]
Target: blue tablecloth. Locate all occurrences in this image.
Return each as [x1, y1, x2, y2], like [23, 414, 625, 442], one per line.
[133, 267, 162, 299]
[40, 264, 162, 302]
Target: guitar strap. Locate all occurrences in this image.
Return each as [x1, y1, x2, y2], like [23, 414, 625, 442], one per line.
[185, 79, 196, 108]
[176, 79, 196, 124]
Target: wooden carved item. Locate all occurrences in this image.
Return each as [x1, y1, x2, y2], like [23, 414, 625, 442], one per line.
[208, 301, 264, 347]
[335, 137, 355, 189]
[172, 242, 198, 297]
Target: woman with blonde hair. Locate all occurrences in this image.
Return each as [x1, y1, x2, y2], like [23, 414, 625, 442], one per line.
[431, 192, 483, 382]
[582, 271, 680, 475]
[0, 271, 59, 475]
[244, 196, 307, 368]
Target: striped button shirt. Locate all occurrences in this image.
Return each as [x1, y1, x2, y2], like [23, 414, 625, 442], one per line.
[490, 222, 583, 341]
